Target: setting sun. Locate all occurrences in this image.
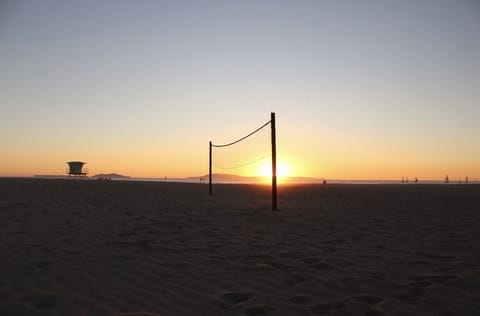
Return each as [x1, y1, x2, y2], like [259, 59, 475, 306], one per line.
[258, 160, 293, 184]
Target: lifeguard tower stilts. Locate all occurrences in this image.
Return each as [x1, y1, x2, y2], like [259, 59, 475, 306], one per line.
[67, 161, 88, 177]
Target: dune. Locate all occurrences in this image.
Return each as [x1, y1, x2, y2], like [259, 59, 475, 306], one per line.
[0, 178, 479, 315]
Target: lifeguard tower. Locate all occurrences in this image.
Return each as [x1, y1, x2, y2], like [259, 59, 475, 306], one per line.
[67, 161, 88, 177]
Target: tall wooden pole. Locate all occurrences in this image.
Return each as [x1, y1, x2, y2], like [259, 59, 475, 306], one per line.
[271, 112, 277, 210]
[209, 141, 212, 195]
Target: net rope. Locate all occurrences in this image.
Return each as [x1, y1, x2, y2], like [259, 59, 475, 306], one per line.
[211, 120, 271, 148]
[211, 119, 272, 172]
[213, 154, 271, 170]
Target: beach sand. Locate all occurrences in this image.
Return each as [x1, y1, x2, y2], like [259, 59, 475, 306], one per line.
[1, 178, 479, 315]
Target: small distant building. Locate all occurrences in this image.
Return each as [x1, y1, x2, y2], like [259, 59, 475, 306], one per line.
[67, 161, 88, 177]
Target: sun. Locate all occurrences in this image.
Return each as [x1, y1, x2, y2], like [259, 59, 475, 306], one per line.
[258, 160, 293, 184]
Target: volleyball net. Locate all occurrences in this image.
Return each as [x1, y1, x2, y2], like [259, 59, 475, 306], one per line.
[209, 112, 277, 210]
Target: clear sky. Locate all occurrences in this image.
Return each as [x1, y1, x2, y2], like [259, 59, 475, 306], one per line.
[1, 0, 479, 180]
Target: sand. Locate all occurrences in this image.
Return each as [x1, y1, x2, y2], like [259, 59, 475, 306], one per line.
[0, 178, 479, 315]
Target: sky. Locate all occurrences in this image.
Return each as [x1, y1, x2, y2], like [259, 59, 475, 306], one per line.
[1, 0, 479, 180]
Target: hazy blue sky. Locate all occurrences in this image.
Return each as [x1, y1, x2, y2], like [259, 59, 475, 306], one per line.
[1, 0, 479, 179]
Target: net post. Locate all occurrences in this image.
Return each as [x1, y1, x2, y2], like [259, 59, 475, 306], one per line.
[271, 112, 277, 210]
[209, 141, 212, 195]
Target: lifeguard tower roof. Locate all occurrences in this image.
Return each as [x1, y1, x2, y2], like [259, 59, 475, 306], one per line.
[67, 161, 88, 176]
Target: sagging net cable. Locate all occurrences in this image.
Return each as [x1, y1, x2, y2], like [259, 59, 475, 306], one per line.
[211, 120, 271, 148]
[211, 118, 272, 173]
[212, 154, 271, 170]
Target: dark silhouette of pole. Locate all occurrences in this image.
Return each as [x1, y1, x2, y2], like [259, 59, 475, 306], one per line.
[271, 112, 277, 210]
[209, 141, 212, 195]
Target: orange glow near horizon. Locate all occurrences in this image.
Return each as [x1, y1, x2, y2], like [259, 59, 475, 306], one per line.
[1, 141, 478, 182]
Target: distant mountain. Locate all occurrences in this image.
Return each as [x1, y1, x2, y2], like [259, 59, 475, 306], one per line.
[282, 176, 325, 184]
[93, 173, 130, 179]
[187, 173, 254, 180]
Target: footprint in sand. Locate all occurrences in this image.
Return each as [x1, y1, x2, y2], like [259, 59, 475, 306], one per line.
[409, 279, 433, 288]
[409, 274, 457, 284]
[397, 274, 458, 301]
[301, 257, 337, 270]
